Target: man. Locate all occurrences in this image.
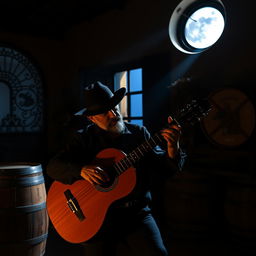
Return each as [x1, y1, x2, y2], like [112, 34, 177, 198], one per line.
[47, 81, 186, 256]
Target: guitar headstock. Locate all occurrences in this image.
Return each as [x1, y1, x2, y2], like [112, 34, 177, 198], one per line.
[175, 98, 212, 127]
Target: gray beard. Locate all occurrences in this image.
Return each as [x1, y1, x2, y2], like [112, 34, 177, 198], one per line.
[108, 120, 125, 134]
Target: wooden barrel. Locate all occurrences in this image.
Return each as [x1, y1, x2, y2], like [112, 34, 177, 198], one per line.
[0, 163, 49, 256]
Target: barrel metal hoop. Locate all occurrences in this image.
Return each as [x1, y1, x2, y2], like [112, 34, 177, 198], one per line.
[15, 175, 45, 186]
[0, 164, 42, 176]
[0, 202, 47, 213]
[0, 174, 45, 187]
[23, 233, 48, 245]
[0, 233, 48, 246]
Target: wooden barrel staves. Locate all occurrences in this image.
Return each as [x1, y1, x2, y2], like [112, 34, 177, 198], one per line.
[0, 163, 49, 256]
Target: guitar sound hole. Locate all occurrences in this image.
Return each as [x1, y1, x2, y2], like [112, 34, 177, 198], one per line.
[95, 171, 118, 192]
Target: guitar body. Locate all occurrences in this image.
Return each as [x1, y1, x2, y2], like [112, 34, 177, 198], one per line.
[46, 148, 136, 243]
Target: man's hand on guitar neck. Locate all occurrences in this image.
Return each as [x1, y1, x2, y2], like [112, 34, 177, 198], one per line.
[160, 116, 181, 159]
[80, 165, 109, 185]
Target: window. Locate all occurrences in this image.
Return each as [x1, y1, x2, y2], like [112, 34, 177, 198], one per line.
[114, 68, 143, 125]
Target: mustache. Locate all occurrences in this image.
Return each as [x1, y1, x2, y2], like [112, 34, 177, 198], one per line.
[111, 117, 121, 122]
[109, 117, 122, 126]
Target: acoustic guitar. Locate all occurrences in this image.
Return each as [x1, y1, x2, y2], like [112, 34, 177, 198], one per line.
[46, 98, 211, 243]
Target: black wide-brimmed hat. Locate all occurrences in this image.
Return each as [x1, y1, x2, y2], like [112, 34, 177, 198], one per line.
[81, 81, 126, 116]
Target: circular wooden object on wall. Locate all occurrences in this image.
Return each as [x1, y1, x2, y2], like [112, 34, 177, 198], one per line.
[201, 88, 255, 147]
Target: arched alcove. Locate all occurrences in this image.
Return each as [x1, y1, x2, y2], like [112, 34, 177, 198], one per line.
[0, 46, 43, 133]
[0, 45, 45, 162]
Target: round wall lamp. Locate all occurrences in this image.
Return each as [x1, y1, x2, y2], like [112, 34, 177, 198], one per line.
[169, 0, 226, 54]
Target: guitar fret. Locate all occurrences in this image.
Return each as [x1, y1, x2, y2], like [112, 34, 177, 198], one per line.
[148, 139, 155, 148]
[127, 155, 135, 165]
[126, 156, 133, 166]
[146, 140, 153, 149]
[150, 136, 158, 146]
[116, 162, 124, 174]
[145, 141, 152, 150]
[131, 152, 138, 161]
[130, 152, 136, 161]
[114, 164, 122, 175]
[137, 146, 144, 156]
[121, 159, 128, 169]
[114, 156, 134, 176]
[133, 148, 140, 160]
[118, 160, 126, 172]
[124, 157, 132, 168]
[155, 133, 163, 143]
[134, 149, 140, 159]
[141, 143, 148, 151]
[120, 158, 129, 169]
[136, 149, 141, 158]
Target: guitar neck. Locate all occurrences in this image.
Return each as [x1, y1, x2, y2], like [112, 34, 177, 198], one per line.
[113, 132, 163, 176]
[112, 115, 189, 176]
[112, 98, 211, 176]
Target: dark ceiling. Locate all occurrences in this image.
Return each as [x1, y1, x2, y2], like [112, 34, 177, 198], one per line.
[1, 0, 127, 39]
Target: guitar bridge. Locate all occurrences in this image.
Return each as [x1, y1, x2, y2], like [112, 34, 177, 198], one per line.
[64, 189, 85, 221]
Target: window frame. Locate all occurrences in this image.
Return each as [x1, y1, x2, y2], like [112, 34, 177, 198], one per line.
[114, 67, 144, 125]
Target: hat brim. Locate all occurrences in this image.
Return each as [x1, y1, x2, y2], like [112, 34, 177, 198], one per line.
[79, 87, 126, 116]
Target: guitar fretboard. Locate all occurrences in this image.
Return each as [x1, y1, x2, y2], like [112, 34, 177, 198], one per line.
[113, 132, 163, 175]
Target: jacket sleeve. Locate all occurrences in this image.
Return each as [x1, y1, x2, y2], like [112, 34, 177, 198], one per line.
[46, 132, 90, 185]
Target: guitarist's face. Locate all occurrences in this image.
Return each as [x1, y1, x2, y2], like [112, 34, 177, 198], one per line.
[88, 106, 125, 134]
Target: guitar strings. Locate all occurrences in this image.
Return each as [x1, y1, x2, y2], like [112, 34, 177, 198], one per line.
[51, 136, 161, 225]
[52, 184, 96, 225]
